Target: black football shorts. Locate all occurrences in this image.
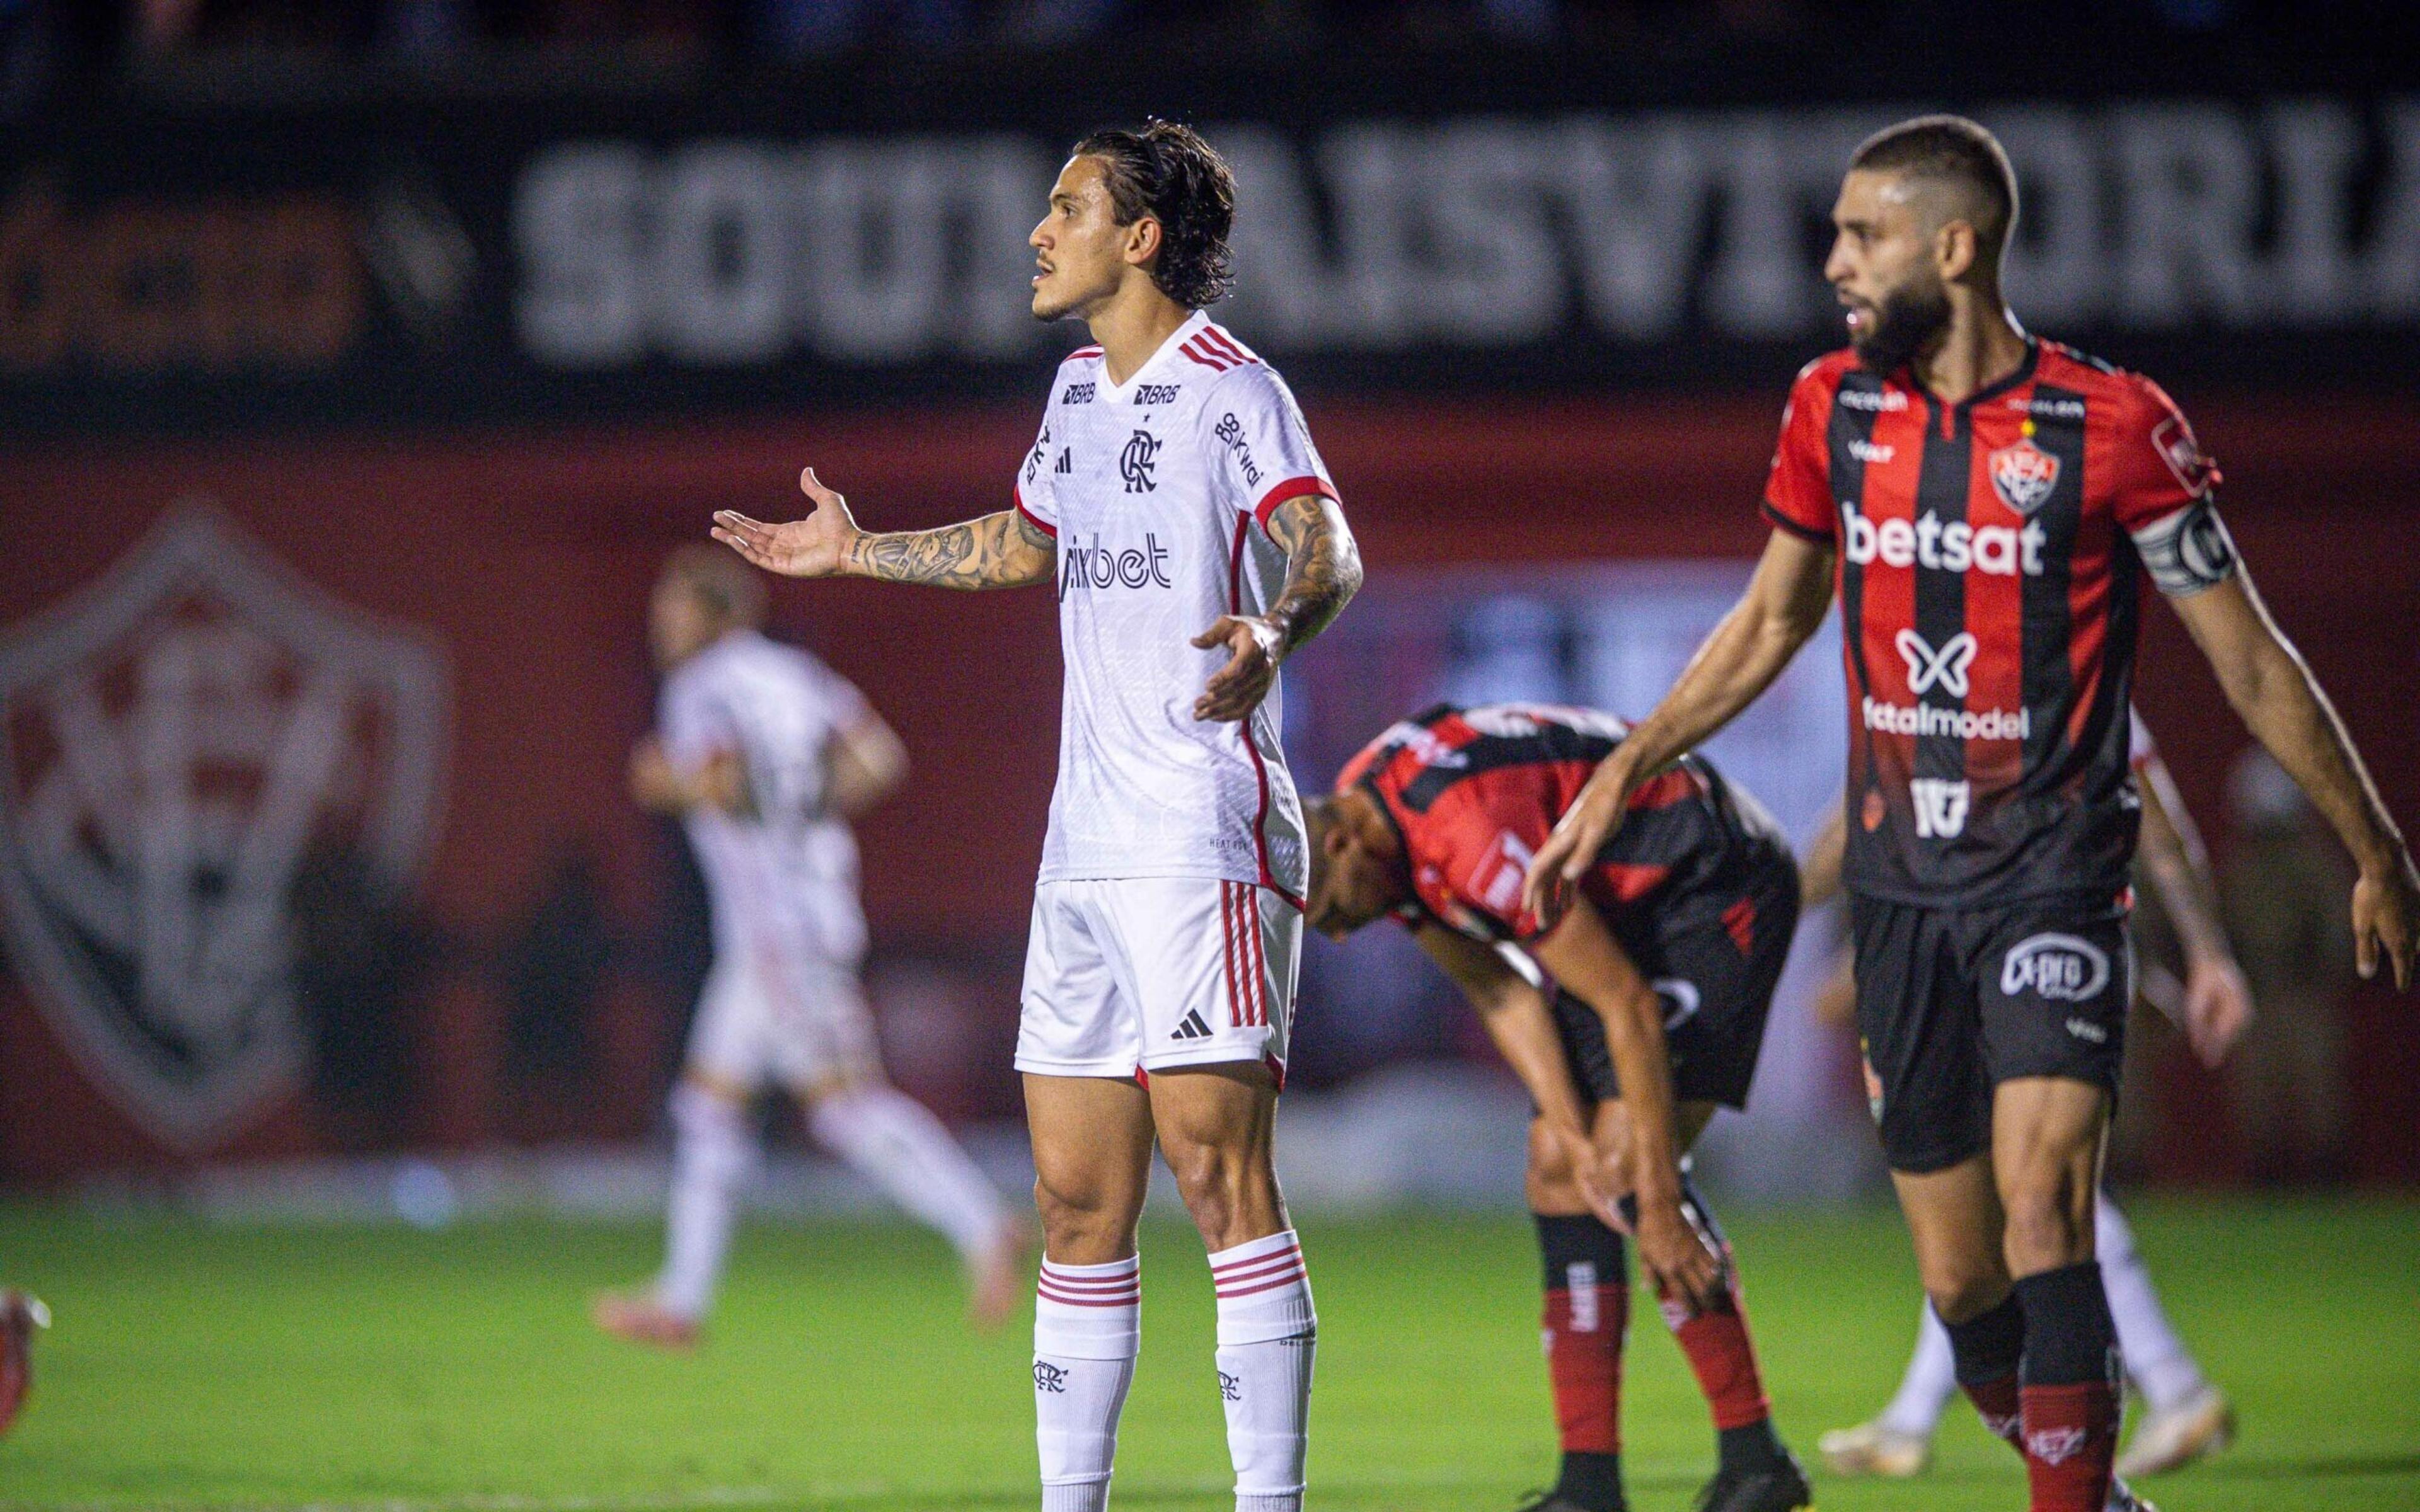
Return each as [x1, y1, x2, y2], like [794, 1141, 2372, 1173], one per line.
[1552, 844, 1801, 1113]
[1850, 890, 2133, 1174]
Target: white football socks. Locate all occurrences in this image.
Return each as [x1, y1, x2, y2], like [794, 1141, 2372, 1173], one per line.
[1881, 1300, 1957, 1437]
[1209, 1230, 1317, 1512]
[2096, 1196, 2207, 1414]
[1878, 1192, 2211, 1436]
[809, 1084, 1011, 1260]
[657, 1081, 756, 1320]
[1034, 1254, 1141, 1512]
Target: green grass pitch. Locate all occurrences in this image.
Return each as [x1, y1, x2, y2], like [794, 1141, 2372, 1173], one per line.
[2, 1198, 2414, 1510]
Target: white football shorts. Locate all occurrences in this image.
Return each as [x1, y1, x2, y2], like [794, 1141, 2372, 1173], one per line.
[1015, 877, 1300, 1085]
[684, 950, 880, 1091]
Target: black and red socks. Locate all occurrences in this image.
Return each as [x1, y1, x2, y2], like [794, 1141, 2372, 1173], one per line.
[1536, 1213, 1630, 1511]
[1944, 1289, 2027, 1450]
[2016, 1261, 2121, 1512]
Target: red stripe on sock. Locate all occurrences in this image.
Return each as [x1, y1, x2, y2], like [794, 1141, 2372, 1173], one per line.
[1210, 1242, 1301, 1277]
[1213, 1271, 1307, 1300]
[1212, 1255, 1304, 1289]
[1037, 1294, 1138, 1309]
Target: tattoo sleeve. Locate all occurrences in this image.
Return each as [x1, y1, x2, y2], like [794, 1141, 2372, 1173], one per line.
[846, 508, 1056, 590]
[1261, 496, 1364, 657]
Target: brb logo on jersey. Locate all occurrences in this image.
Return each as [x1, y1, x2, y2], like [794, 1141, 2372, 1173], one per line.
[0, 507, 447, 1148]
[1058, 532, 1174, 597]
[2001, 932, 2112, 1002]
[1120, 429, 1161, 493]
[1987, 439, 2061, 516]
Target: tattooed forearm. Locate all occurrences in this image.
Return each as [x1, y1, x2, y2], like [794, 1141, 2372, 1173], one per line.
[1262, 496, 1364, 656]
[845, 509, 1056, 590]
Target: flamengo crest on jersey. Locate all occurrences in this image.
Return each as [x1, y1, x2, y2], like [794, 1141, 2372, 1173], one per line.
[1014, 312, 1337, 899]
[659, 629, 872, 966]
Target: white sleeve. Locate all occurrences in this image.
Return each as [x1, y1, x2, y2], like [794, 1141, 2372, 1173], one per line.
[812, 661, 873, 735]
[658, 671, 737, 774]
[2128, 706, 2156, 772]
[1014, 396, 1061, 539]
[1204, 367, 1339, 531]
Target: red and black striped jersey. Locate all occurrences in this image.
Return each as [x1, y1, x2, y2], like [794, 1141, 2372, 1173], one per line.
[1763, 340, 2238, 908]
[1337, 702, 1780, 944]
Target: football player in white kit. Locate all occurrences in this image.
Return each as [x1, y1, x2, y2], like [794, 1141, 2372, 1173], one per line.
[594, 546, 1029, 1349]
[710, 122, 1361, 1512]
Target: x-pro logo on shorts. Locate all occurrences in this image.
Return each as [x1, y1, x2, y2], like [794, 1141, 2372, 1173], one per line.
[1896, 629, 1978, 698]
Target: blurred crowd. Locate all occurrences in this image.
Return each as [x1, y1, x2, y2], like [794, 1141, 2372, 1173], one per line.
[0, 0, 2281, 71]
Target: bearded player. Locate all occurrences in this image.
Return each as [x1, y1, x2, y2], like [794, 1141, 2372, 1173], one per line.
[1524, 115, 2419, 1512]
[712, 122, 1360, 1512]
[1307, 702, 1811, 1512]
[596, 546, 1027, 1348]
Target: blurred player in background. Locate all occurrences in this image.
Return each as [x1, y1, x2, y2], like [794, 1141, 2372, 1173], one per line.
[1306, 702, 1811, 1512]
[0, 1288, 45, 1437]
[710, 121, 1360, 1512]
[1810, 710, 2245, 1481]
[594, 546, 1027, 1348]
[1526, 115, 2419, 1512]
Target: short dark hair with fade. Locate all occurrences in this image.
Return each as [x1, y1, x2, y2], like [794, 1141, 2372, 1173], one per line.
[1850, 114, 2019, 261]
[1071, 119, 1238, 309]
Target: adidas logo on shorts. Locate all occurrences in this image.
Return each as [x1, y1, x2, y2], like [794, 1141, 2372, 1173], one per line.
[1172, 1009, 1213, 1041]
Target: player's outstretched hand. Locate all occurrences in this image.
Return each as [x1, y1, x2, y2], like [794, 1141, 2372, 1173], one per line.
[2353, 846, 2420, 989]
[2180, 954, 2254, 1068]
[1636, 1196, 1726, 1316]
[1190, 615, 1284, 723]
[709, 468, 861, 578]
[1522, 777, 1628, 930]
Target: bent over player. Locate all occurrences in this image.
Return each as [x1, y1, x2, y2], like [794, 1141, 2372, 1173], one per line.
[1306, 702, 1811, 1512]
[712, 121, 1360, 1512]
[1524, 116, 2419, 1512]
[596, 547, 1026, 1347]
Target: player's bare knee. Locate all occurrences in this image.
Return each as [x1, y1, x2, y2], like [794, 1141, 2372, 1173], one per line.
[1164, 1141, 1278, 1248]
[1032, 1173, 1134, 1259]
[1922, 1266, 2012, 1326]
[1524, 1120, 1582, 1211]
[1916, 1242, 2013, 1325]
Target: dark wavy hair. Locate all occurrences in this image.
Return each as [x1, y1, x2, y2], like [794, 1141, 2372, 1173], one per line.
[1071, 120, 1238, 309]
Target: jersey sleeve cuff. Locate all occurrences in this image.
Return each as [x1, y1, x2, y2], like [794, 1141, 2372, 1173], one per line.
[1761, 499, 1835, 544]
[1014, 486, 1057, 539]
[1252, 475, 1339, 530]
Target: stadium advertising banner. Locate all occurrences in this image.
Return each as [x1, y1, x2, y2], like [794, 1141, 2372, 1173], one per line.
[1, 91, 2417, 432]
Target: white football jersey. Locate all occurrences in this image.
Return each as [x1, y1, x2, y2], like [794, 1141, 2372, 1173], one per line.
[1013, 311, 1337, 900]
[658, 629, 872, 966]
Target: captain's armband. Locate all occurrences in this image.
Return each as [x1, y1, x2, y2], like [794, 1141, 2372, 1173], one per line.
[2129, 498, 2239, 598]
